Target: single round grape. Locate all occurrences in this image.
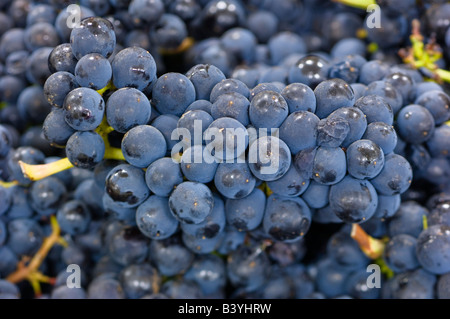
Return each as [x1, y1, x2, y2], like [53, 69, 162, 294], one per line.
[396, 104, 435, 144]
[354, 95, 393, 125]
[66, 131, 105, 169]
[329, 175, 379, 223]
[248, 135, 291, 182]
[312, 146, 347, 185]
[70, 17, 116, 59]
[225, 188, 266, 232]
[314, 78, 355, 119]
[370, 153, 412, 196]
[75, 53, 112, 90]
[44, 71, 79, 108]
[416, 225, 450, 275]
[214, 162, 256, 200]
[106, 87, 151, 134]
[346, 139, 385, 179]
[136, 195, 179, 240]
[29, 176, 67, 217]
[56, 200, 91, 235]
[168, 181, 214, 225]
[112, 46, 157, 91]
[105, 164, 150, 208]
[180, 145, 219, 183]
[185, 64, 226, 100]
[279, 111, 319, 155]
[121, 125, 167, 168]
[263, 194, 312, 242]
[288, 55, 329, 89]
[383, 234, 419, 273]
[152, 72, 196, 117]
[145, 158, 182, 197]
[362, 122, 398, 155]
[249, 90, 288, 129]
[63, 87, 105, 131]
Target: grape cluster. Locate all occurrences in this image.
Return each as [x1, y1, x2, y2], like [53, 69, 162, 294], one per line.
[0, 0, 450, 300]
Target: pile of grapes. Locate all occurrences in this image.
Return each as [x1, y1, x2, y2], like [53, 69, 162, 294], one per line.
[0, 0, 450, 299]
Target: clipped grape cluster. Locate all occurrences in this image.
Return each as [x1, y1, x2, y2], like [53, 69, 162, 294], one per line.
[0, 0, 449, 300]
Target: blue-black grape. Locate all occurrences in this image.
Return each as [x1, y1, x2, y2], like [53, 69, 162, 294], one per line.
[227, 241, 271, 292]
[263, 194, 311, 242]
[108, 225, 149, 266]
[48, 43, 78, 74]
[388, 201, 429, 238]
[383, 234, 419, 273]
[326, 231, 370, 270]
[267, 162, 310, 197]
[75, 53, 112, 90]
[396, 104, 435, 145]
[365, 80, 403, 115]
[214, 162, 256, 200]
[111, 46, 156, 91]
[302, 181, 330, 209]
[29, 176, 66, 216]
[354, 95, 393, 125]
[24, 22, 59, 52]
[225, 188, 265, 232]
[181, 193, 225, 248]
[314, 79, 355, 119]
[148, 235, 194, 277]
[56, 200, 91, 235]
[151, 114, 180, 153]
[211, 92, 250, 126]
[136, 195, 179, 240]
[326, 107, 367, 148]
[210, 78, 250, 103]
[70, 17, 116, 60]
[152, 72, 196, 117]
[315, 258, 352, 298]
[87, 275, 125, 299]
[184, 254, 227, 295]
[128, 0, 164, 27]
[105, 163, 150, 208]
[416, 225, 450, 275]
[372, 194, 401, 220]
[66, 131, 105, 169]
[253, 133, 293, 178]
[177, 109, 213, 147]
[288, 55, 329, 89]
[185, 64, 226, 100]
[121, 125, 167, 168]
[7, 218, 43, 257]
[63, 87, 105, 131]
[119, 263, 161, 299]
[249, 90, 288, 129]
[382, 269, 436, 299]
[329, 175, 378, 223]
[44, 71, 79, 108]
[346, 139, 385, 180]
[168, 181, 214, 225]
[203, 117, 248, 162]
[279, 111, 319, 155]
[362, 122, 398, 155]
[344, 269, 380, 299]
[180, 145, 218, 183]
[312, 146, 347, 186]
[370, 153, 412, 196]
[145, 157, 183, 197]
